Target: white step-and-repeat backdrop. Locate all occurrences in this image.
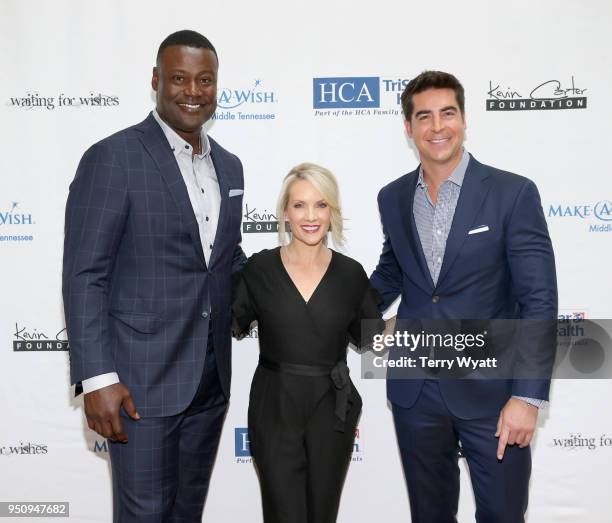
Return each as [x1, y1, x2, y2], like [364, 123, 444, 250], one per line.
[1, 0, 611, 521]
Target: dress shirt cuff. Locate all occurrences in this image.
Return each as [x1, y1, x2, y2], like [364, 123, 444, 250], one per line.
[512, 395, 547, 409]
[81, 373, 120, 394]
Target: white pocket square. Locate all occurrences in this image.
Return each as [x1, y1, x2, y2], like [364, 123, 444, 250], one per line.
[468, 225, 490, 235]
[229, 189, 244, 197]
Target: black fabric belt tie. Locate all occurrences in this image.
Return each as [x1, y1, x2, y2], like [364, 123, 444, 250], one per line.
[258, 355, 352, 433]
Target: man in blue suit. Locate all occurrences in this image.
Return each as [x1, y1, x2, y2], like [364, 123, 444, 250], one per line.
[63, 30, 246, 522]
[371, 71, 557, 522]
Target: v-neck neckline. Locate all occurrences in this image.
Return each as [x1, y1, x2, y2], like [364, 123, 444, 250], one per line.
[276, 246, 335, 306]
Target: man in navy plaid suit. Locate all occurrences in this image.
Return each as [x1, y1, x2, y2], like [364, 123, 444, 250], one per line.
[63, 30, 246, 522]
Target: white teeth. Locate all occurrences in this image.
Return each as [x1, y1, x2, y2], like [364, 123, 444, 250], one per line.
[180, 104, 200, 109]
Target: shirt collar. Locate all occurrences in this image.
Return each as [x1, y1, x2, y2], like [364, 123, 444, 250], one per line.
[417, 148, 470, 188]
[152, 109, 211, 158]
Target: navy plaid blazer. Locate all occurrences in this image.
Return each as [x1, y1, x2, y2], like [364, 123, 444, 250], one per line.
[63, 112, 246, 417]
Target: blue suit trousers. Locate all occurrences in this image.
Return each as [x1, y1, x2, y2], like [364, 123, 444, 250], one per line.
[109, 334, 228, 523]
[392, 380, 531, 523]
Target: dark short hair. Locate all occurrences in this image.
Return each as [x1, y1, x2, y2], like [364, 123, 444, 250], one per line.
[156, 30, 217, 65]
[400, 71, 465, 120]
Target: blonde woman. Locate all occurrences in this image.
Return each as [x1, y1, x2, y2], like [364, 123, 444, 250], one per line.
[233, 163, 383, 523]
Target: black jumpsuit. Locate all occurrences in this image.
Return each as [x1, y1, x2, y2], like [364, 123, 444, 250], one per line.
[233, 247, 382, 523]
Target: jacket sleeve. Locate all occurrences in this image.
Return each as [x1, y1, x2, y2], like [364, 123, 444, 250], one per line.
[231, 156, 247, 273]
[505, 179, 558, 399]
[231, 256, 257, 339]
[370, 189, 403, 312]
[62, 142, 129, 385]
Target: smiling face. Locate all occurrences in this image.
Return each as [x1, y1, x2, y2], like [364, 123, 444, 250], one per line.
[285, 179, 331, 247]
[152, 45, 218, 140]
[405, 87, 466, 169]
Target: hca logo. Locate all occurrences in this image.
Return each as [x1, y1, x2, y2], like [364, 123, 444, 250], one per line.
[313, 77, 380, 108]
[234, 428, 251, 457]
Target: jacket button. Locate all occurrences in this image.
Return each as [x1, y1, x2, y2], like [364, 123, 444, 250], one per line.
[432, 295, 440, 304]
[201, 311, 209, 318]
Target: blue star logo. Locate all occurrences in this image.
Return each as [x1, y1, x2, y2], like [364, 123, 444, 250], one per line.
[11, 201, 18, 210]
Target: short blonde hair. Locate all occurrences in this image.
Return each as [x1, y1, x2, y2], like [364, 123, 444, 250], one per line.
[277, 162, 345, 247]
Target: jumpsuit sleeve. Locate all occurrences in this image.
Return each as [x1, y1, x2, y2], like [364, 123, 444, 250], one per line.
[231, 268, 258, 340]
[348, 284, 385, 349]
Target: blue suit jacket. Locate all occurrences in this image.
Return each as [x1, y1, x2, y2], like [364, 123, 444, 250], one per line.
[63, 113, 246, 417]
[371, 154, 557, 419]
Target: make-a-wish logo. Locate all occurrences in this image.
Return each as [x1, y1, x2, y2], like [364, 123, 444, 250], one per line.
[486, 76, 587, 111]
[0, 202, 35, 243]
[213, 80, 277, 122]
[313, 76, 409, 117]
[547, 200, 612, 232]
[0, 202, 34, 226]
[92, 440, 109, 453]
[13, 322, 69, 352]
[242, 203, 279, 234]
[234, 427, 252, 463]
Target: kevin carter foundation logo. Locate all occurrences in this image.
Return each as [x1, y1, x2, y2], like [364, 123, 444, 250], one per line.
[12, 322, 69, 352]
[242, 203, 279, 234]
[486, 76, 587, 111]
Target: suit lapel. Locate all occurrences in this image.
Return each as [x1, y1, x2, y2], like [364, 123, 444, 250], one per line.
[208, 139, 230, 269]
[136, 113, 207, 270]
[436, 156, 490, 288]
[399, 173, 435, 292]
